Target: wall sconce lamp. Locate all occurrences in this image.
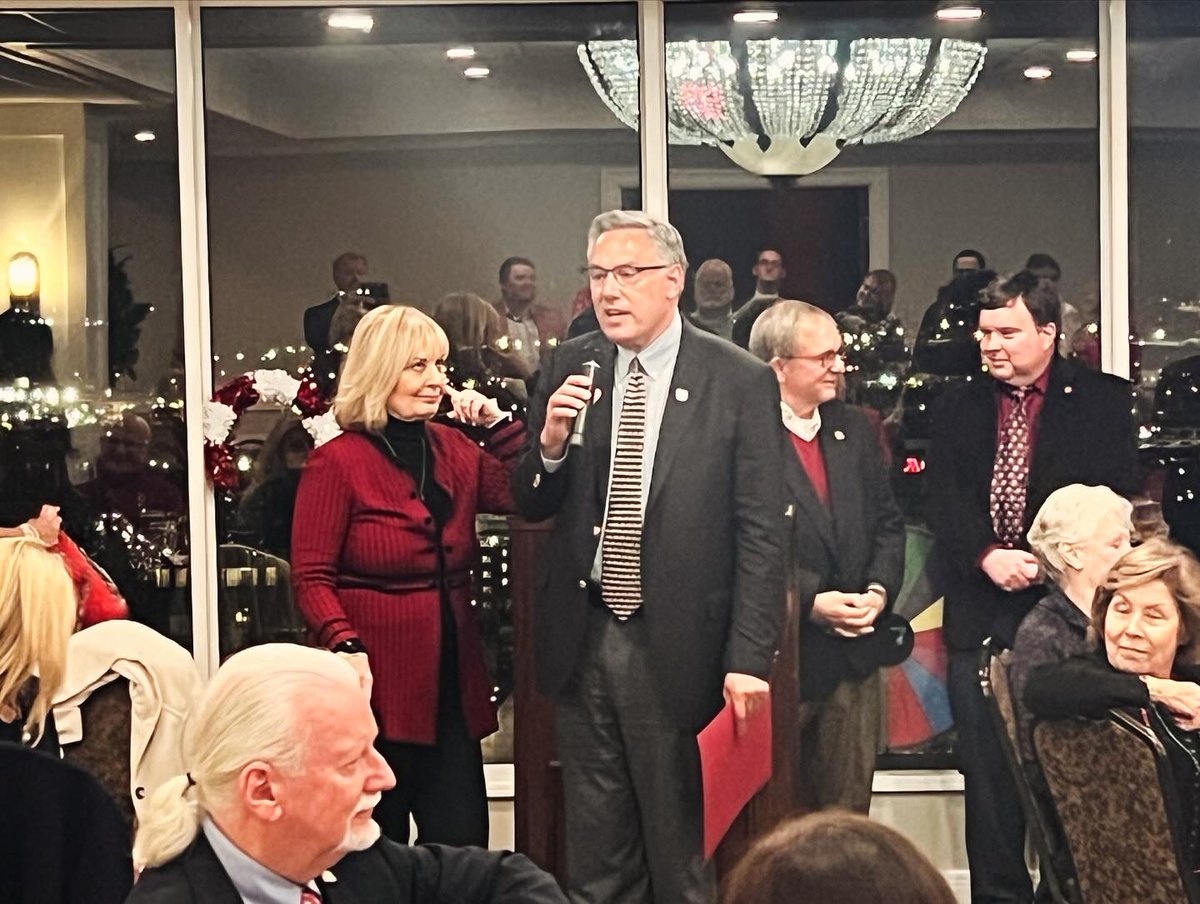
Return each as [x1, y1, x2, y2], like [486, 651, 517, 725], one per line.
[8, 251, 40, 304]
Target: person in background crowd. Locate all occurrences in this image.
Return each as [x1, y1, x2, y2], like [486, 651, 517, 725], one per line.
[234, 414, 314, 560]
[837, 269, 908, 410]
[1025, 253, 1085, 360]
[750, 300, 906, 814]
[304, 251, 369, 392]
[128, 643, 567, 903]
[721, 811, 957, 904]
[493, 256, 567, 375]
[515, 209, 786, 903]
[926, 270, 1139, 903]
[292, 305, 525, 849]
[79, 412, 184, 530]
[731, 247, 786, 348]
[1025, 539, 1200, 874]
[688, 258, 736, 341]
[914, 249, 992, 376]
[433, 291, 531, 412]
[1008, 484, 1133, 760]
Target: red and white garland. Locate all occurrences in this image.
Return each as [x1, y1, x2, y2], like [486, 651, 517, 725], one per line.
[203, 369, 340, 489]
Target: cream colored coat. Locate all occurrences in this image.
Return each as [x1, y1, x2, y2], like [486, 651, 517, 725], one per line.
[52, 620, 202, 821]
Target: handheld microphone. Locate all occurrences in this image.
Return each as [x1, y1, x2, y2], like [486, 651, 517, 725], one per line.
[568, 360, 600, 449]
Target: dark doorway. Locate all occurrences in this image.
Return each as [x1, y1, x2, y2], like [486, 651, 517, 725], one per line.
[622, 184, 870, 314]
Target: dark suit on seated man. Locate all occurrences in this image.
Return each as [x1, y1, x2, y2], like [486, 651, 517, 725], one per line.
[127, 643, 565, 904]
[749, 300, 906, 814]
[514, 210, 787, 903]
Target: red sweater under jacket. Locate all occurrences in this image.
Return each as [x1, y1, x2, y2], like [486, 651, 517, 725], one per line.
[291, 419, 523, 744]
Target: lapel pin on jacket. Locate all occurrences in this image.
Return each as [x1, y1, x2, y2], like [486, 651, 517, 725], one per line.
[833, 429, 846, 441]
[1064, 385, 1073, 394]
[675, 387, 689, 402]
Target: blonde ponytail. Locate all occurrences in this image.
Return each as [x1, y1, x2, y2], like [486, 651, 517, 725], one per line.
[132, 774, 202, 870]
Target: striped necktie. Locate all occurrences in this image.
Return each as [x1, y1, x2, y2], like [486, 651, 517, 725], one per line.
[300, 890, 322, 903]
[601, 357, 646, 619]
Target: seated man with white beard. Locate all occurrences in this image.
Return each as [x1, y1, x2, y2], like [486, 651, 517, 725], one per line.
[127, 644, 565, 903]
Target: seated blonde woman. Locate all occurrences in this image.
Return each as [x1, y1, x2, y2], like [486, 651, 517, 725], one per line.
[1025, 539, 1200, 870]
[1008, 484, 1133, 760]
[0, 535, 77, 751]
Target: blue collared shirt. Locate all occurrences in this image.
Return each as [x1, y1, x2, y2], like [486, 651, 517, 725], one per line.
[202, 818, 322, 904]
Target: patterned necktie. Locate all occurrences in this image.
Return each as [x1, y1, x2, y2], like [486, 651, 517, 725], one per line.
[990, 386, 1032, 546]
[300, 889, 322, 904]
[601, 358, 646, 619]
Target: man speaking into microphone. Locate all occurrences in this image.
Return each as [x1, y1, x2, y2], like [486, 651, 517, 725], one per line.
[513, 210, 787, 903]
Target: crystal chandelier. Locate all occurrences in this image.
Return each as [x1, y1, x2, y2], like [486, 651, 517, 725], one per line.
[578, 37, 986, 176]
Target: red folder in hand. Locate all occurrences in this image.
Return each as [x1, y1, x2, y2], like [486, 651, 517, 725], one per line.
[698, 699, 773, 859]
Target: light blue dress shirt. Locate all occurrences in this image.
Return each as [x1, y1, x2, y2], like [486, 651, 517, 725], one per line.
[202, 818, 322, 903]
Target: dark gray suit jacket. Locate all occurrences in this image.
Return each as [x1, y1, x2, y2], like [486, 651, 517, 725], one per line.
[784, 400, 906, 701]
[512, 318, 788, 731]
[125, 834, 566, 903]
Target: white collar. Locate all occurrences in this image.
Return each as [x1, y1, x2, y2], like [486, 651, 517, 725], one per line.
[781, 401, 821, 441]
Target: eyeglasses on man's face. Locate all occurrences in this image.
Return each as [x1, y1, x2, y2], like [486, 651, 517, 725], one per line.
[582, 264, 671, 286]
[777, 348, 846, 369]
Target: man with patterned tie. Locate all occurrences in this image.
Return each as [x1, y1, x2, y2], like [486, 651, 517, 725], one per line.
[514, 210, 787, 903]
[926, 270, 1138, 904]
[126, 644, 565, 904]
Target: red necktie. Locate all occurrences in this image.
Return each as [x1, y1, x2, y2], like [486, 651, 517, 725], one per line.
[990, 386, 1031, 546]
[300, 890, 322, 904]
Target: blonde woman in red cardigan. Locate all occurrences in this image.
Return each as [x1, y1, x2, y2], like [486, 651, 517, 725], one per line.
[292, 304, 524, 847]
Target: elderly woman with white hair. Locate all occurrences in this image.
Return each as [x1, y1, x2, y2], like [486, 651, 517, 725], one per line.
[1008, 484, 1133, 760]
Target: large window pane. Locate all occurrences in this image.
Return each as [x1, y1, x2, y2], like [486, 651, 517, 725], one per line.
[0, 8, 191, 648]
[1129, 0, 1200, 554]
[662, 0, 1100, 765]
[200, 4, 640, 770]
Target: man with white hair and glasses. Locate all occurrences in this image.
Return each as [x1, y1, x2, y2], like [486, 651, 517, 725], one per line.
[127, 643, 565, 903]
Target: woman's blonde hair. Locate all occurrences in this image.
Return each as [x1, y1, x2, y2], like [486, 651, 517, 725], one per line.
[333, 304, 449, 433]
[1092, 538, 1200, 666]
[0, 537, 76, 744]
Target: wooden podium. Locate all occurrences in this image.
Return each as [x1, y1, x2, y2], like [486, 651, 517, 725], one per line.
[507, 516, 803, 881]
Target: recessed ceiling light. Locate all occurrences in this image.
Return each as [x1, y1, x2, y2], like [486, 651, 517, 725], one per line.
[326, 11, 374, 33]
[1065, 48, 1098, 63]
[446, 47, 476, 61]
[1024, 65, 1053, 80]
[936, 5, 984, 22]
[733, 10, 778, 25]
[463, 66, 491, 80]
[133, 129, 156, 142]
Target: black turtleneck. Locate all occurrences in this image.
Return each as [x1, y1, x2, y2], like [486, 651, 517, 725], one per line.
[379, 416, 452, 527]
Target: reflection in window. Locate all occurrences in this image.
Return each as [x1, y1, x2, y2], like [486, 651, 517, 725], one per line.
[1129, 0, 1200, 555]
[0, 8, 190, 649]
[200, 4, 640, 766]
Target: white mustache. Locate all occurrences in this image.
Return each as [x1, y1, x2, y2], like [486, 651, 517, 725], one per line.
[358, 791, 382, 812]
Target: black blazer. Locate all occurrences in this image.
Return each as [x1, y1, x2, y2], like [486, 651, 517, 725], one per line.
[786, 400, 907, 701]
[0, 742, 132, 904]
[126, 834, 567, 904]
[304, 297, 341, 392]
[926, 357, 1139, 652]
[513, 319, 788, 731]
